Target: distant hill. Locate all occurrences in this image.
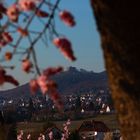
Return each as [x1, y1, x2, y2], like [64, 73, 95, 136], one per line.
[0, 83, 30, 99]
[53, 67, 108, 94]
[0, 67, 109, 99]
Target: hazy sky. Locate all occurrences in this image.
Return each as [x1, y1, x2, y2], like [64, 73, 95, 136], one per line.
[56, 0, 105, 71]
[35, 0, 105, 71]
[1, 0, 105, 90]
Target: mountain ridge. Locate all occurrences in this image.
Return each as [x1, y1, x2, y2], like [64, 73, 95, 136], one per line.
[0, 67, 108, 99]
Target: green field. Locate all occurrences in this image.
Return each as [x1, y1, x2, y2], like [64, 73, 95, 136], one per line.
[17, 113, 119, 136]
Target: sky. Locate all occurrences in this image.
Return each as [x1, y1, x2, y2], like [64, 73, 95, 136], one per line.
[35, 0, 105, 71]
[1, 0, 105, 90]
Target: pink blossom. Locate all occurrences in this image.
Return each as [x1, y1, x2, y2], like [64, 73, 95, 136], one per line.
[59, 10, 76, 27]
[17, 130, 24, 140]
[4, 51, 13, 61]
[0, 39, 7, 47]
[43, 66, 63, 77]
[66, 119, 71, 125]
[55, 100, 63, 110]
[53, 38, 76, 61]
[61, 119, 71, 140]
[49, 91, 63, 110]
[0, 67, 19, 86]
[30, 79, 39, 93]
[4, 74, 19, 86]
[27, 133, 31, 140]
[7, 4, 19, 22]
[17, 27, 29, 36]
[0, 68, 5, 85]
[0, 32, 13, 47]
[46, 80, 57, 91]
[22, 59, 33, 73]
[38, 137, 42, 140]
[36, 10, 49, 18]
[2, 32, 13, 43]
[49, 91, 60, 101]
[38, 133, 45, 140]
[19, 0, 36, 11]
[48, 131, 53, 140]
[37, 75, 48, 94]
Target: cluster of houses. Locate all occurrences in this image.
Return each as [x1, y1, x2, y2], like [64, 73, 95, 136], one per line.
[63, 93, 114, 115]
[0, 89, 115, 122]
[43, 120, 121, 140]
[0, 92, 122, 140]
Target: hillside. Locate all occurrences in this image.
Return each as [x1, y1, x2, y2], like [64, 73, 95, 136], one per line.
[0, 67, 109, 99]
[53, 67, 108, 94]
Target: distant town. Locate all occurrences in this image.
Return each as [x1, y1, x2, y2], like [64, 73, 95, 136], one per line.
[0, 88, 115, 123]
[0, 67, 122, 139]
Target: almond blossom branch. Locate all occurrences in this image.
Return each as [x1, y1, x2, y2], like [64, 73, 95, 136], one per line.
[0, 0, 76, 110]
[12, 0, 46, 54]
[31, 47, 41, 75]
[28, 0, 61, 49]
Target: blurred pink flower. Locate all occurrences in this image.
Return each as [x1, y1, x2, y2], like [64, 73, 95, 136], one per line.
[48, 131, 53, 140]
[2, 32, 13, 43]
[17, 27, 29, 37]
[30, 79, 39, 93]
[0, 67, 19, 86]
[27, 133, 31, 140]
[53, 38, 76, 61]
[22, 59, 33, 73]
[59, 10, 76, 27]
[38, 133, 45, 140]
[17, 130, 24, 140]
[43, 67, 63, 77]
[36, 10, 49, 18]
[19, 0, 36, 11]
[37, 75, 48, 94]
[7, 4, 19, 22]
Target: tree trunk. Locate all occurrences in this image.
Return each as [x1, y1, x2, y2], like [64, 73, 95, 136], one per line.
[90, 1, 140, 140]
